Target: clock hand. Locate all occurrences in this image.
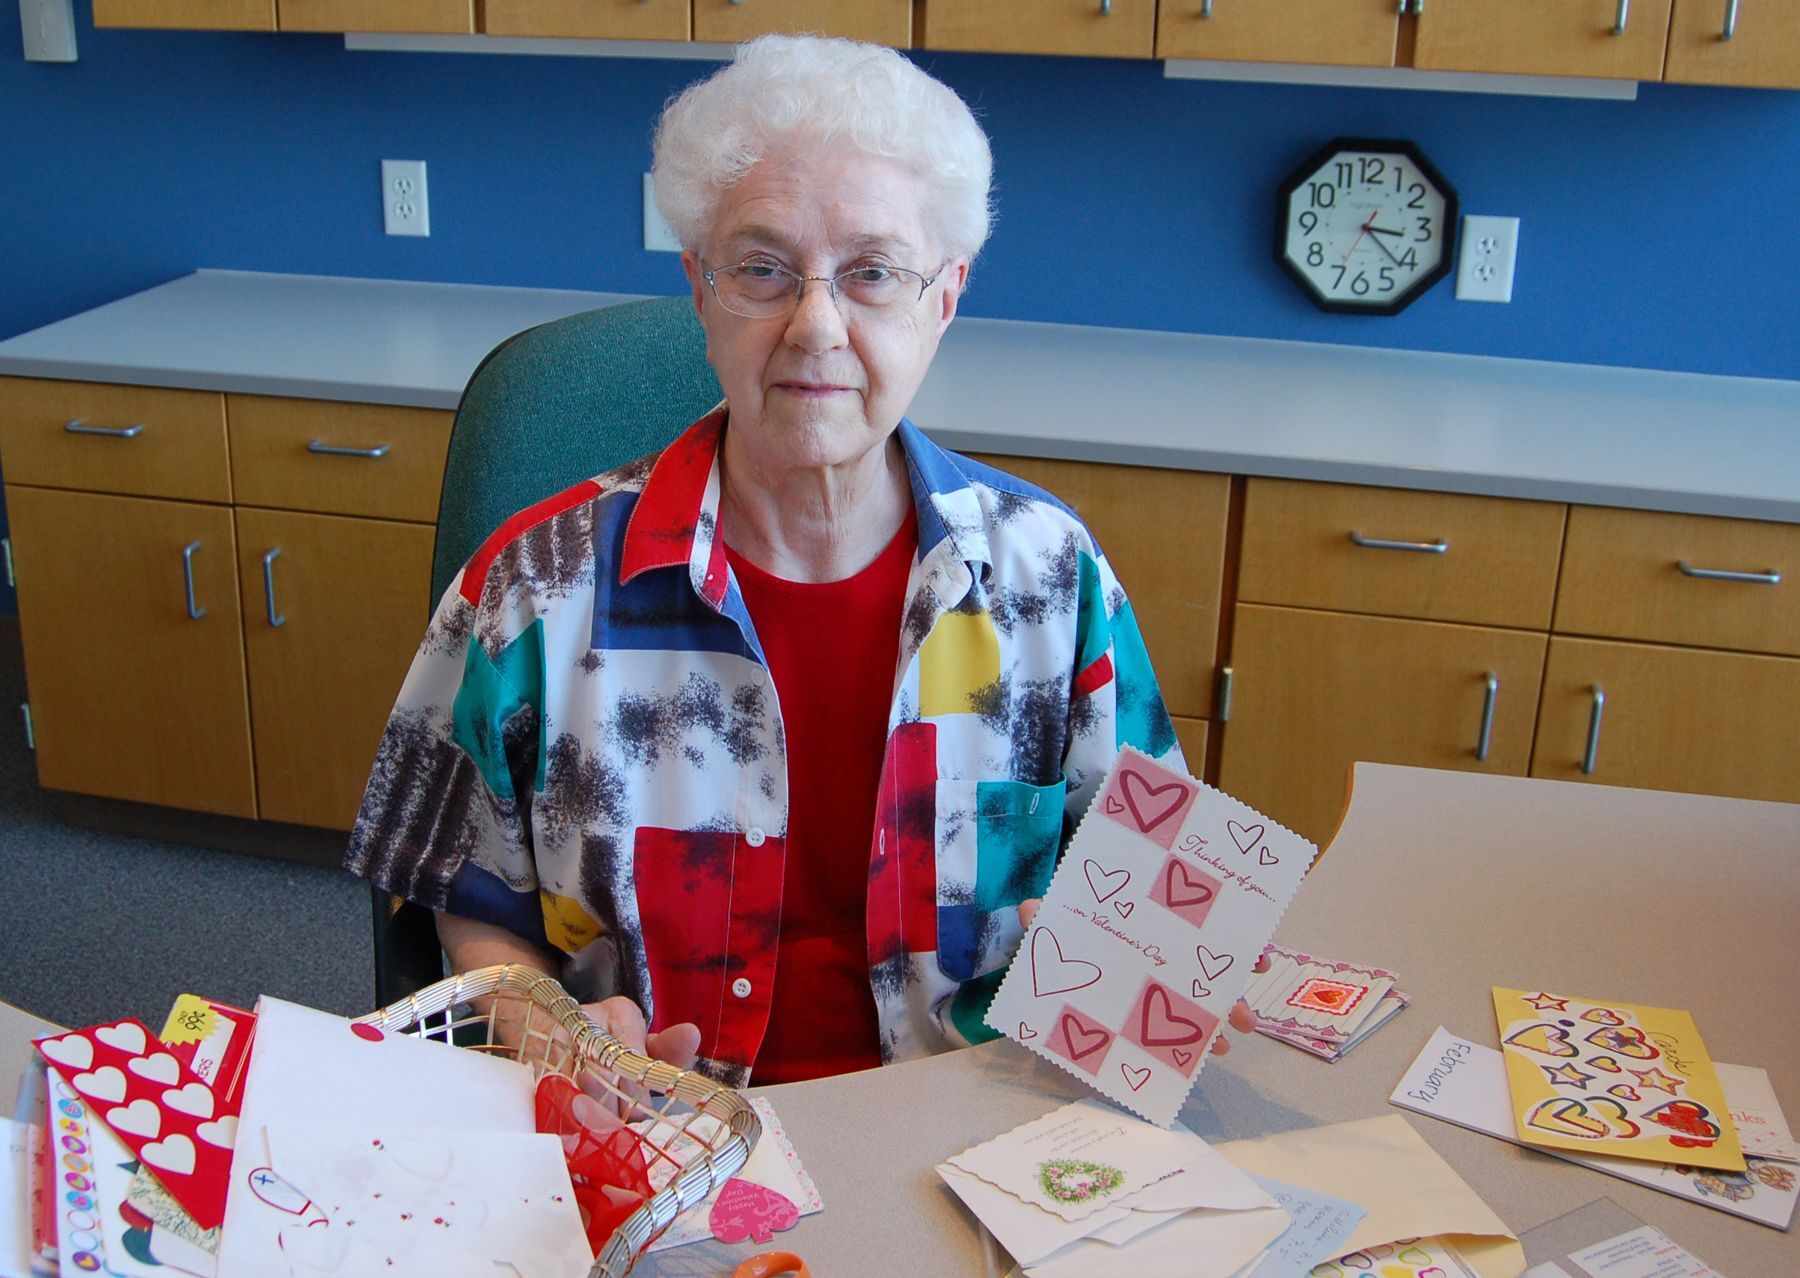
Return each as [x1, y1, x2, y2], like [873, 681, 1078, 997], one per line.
[1342, 209, 1380, 262]
[1367, 224, 1405, 238]
[1368, 231, 1406, 267]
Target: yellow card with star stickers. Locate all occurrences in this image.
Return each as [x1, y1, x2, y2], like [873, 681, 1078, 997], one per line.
[1492, 988, 1743, 1171]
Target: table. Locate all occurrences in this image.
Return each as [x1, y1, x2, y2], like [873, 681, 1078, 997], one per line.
[6, 766, 1796, 1275]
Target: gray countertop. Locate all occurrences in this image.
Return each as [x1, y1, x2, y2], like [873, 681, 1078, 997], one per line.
[1, 269, 1796, 523]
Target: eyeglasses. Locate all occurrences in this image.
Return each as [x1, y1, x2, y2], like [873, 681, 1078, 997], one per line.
[702, 256, 946, 320]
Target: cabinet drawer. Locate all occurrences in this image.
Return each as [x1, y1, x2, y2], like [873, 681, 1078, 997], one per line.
[228, 395, 453, 523]
[1532, 637, 1800, 804]
[0, 378, 231, 503]
[1239, 479, 1565, 629]
[923, 0, 1156, 59]
[277, 0, 472, 32]
[1665, 0, 1800, 90]
[484, 0, 687, 39]
[1413, 0, 1672, 80]
[693, 0, 911, 46]
[1156, 0, 1399, 67]
[1556, 506, 1799, 657]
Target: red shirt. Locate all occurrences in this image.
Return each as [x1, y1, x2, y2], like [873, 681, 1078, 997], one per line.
[725, 507, 918, 1083]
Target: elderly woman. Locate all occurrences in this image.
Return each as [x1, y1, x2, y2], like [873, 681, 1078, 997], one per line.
[348, 35, 1238, 1086]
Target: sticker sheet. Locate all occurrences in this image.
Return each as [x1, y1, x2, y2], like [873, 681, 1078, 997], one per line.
[988, 747, 1317, 1126]
[1311, 1236, 1479, 1278]
[1493, 990, 1742, 1172]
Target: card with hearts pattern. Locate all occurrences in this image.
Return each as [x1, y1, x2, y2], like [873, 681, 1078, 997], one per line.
[34, 1018, 239, 1229]
[1492, 987, 1744, 1172]
[987, 746, 1317, 1126]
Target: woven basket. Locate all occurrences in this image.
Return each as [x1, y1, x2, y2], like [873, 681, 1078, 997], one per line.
[355, 964, 759, 1276]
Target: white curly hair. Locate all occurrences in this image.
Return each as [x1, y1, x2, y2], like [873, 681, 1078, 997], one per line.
[651, 34, 994, 261]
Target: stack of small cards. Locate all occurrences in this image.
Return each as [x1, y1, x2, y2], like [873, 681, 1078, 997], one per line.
[1244, 946, 1410, 1062]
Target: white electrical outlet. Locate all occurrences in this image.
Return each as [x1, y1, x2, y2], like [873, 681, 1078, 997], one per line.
[382, 160, 430, 237]
[643, 173, 681, 253]
[1456, 215, 1519, 303]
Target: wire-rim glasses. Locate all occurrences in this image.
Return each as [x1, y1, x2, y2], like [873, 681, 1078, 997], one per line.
[702, 256, 945, 320]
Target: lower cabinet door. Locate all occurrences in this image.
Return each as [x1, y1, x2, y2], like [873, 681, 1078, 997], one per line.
[1218, 604, 1546, 846]
[8, 485, 256, 817]
[1531, 637, 1800, 803]
[236, 508, 434, 830]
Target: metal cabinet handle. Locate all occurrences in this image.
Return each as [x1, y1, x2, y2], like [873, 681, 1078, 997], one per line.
[1099, 0, 1112, 13]
[1678, 559, 1780, 585]
[181, 540, 206, 620]
[64, 419, 144, 438]
[307, 439, 390, 459]
[1581, 685, 1606, 775]
[1613, 0, 1630, 35]
[1722, 0, 1739, 39]
[1217, 665, 1235, 724]
[1350, 531, 1449, 554]
[262, 547, 287, 628]
[1475, 671, 1498, 763]
[1200, 0, 1213, 17]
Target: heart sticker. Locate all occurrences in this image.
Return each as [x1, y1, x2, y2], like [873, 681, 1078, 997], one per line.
[1525, 1096, 1639, 1142]
[1585, 1025, 1659, 1060]
[95, 1023, 149, 1056]
[1581, 1007, 1627, 1026]
[105, 1099, 162, 1139]
[1030, 928, 1103, 999]
[1646, 1100, 1721, 1144]
[128, 1052, 180, 1086]
[1504, 1023, 1579, 1059]
[1195, 946, 1234, 982]
[1083, 859, 1130, 904]
[709, 1178, 799, 1245]
[1227, 821, 1264, 855]
[197, 1116, 238, 1149]
[1120, 1063, 1151, 1092]
[74, 1066, 128, 1104]
[1587, 1054, 1623, 1073]
[1119, 769, 1187, 834]
[142, 1134, 198, 1177]
[37, 1035, 93, 1071]
[162, 1082, 215, 1119]
[1608, 1085, 1642, 1102]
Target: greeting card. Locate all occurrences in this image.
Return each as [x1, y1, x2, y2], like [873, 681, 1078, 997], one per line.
[987, 748, 1317, 1125]
[1492, 989, 1743, 1172]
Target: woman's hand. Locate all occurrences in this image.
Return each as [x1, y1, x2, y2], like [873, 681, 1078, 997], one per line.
[580, 996, 702, 1072]
[1017, 898, 1266, 1056]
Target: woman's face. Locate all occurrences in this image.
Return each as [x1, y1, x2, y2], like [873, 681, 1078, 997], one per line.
[682, 146, 968, 477]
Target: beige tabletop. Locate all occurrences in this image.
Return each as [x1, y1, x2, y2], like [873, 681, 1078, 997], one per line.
[6, 766, 1796, 1276]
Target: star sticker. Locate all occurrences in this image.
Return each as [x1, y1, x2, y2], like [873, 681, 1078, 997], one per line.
[1632, 1065, 1684, 1095]
[1523, 993, 1569, 1011]
[1542, 1062, 1595, 1090]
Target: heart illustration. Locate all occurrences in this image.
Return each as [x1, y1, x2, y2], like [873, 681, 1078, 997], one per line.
[1581, 1007, 1627, 1026]
[1526, 1097, 1639, 1141]
[128, 1052, 179, 1086]
[1585, 1025, 1659, 1060]
[1258, 846, 1278, 866]
[1608, 1085, 1642, 1102]
[1504, 1023, 1578, 1059]
[1059, 1013, 1111, 1062]
[1312, 988, 1346, 1007]
[1195, 946, 1234, 982]
[389, 1134, 455, 1180]
[1030, 928, 1103, 998]
[1104, 795, 1126, 815]
[1120, 1063, 1151, 1092]
[1140, 986, 1206, 1047]
[709, 1178, 800, 1245]
[1114, 900, 1134, 919]
[1119, 769, 1188, 834]
[197, 1116, 238, 1149]
[162, 1082, 215, 1119]
[38, 1035, 93, 1071]
[1646, 1100, 1721, 1144]
[1587, 1055, 1623, 1073]
[1172, 1048, 1193, 1069]
[1083, 859, 1130, 904]
[96, 1023, 148, 1056]
[105, 1099, 162, 1139]
[1192, 979, 1212, 1000]
[73, 1066, 127, 1104]
[1018, 1022, 1038, 1041]
[142, 1134, 197, 1176]
[1227, 821, 1264, 854]
[1163, 860, 1215, 909]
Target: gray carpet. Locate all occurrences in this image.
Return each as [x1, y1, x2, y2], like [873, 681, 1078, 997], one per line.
[0, 661, 373, 1031]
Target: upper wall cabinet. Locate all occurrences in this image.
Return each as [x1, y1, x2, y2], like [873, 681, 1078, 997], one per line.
[92, 0, 275, 29]
[1413, 0, 1674, 80]
[278, 0, 473, 32]
[922, 0, 1156, 59]
[1155, 0, 1400, 67]
[692, 0, 912, 47]
[1664, 0, 1800, 90]
[486, 0, 689, 40]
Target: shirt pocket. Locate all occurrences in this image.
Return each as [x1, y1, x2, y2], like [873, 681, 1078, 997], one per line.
[935, 776, 1067, 984]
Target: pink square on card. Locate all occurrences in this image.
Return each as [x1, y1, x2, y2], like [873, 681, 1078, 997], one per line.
[1046, 1005, 1115, 1078]
[1097, 756, 1198, 850]
[1123, 979, 1217, 1079]
[1147, 855, 1223, 929]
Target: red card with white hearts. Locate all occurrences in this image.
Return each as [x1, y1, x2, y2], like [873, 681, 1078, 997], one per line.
[34, 1018, 238, 1228]
[986, 746, 1317, 1126]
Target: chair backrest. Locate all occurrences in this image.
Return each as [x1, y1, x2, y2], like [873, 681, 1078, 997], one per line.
[430, 293, 723, 604]
[374, 294, 721, 1009]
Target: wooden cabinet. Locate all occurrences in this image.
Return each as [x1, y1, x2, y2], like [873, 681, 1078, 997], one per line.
[91, 0, 274, 30]
[277, 0, 473, 33]
[922, 0, 1156, 59]
[1156, 0, 1400, 68]
[969, 454, 1232, 723]
[692, 0, 911, 47]
[1532, 638, 1800, 802]
[484, 0, 689, 40]
[0, 377, 448, 832]
[1665, 0, 1800, 89]
[1413, 0, 1674, 80]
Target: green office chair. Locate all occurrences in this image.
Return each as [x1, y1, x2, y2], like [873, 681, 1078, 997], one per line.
[371, 294, 722, 1007]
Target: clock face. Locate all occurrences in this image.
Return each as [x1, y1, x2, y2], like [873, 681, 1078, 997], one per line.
[1276, 138, 1458, 315]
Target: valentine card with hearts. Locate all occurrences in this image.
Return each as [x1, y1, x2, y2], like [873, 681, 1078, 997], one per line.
[1492, 987, 1744, 1172]
[986, 746, 1317, 1126]
[34, 1018, 240, 1230]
